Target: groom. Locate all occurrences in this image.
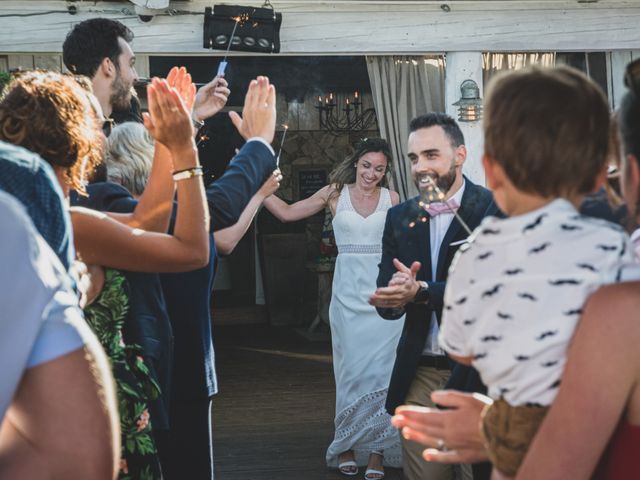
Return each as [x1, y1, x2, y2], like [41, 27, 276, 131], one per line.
[369, 113, 497, 480]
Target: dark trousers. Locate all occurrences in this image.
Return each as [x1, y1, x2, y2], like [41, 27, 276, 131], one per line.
[158, 397, 214, 480]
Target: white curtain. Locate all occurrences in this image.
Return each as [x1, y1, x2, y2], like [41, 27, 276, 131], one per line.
[366, 56, 445, 200]
[483, 52, 556, 87]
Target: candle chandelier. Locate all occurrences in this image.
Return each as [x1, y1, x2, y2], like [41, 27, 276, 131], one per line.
[315, 91, 377, 136]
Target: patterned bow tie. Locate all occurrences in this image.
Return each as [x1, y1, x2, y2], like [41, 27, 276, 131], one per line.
[424, 199, 460, 217]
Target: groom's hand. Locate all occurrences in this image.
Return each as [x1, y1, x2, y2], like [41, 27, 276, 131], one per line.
[368, 259, 421, 308]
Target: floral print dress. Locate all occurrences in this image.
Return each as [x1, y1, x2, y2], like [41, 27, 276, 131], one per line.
[84, 269, 162, 480]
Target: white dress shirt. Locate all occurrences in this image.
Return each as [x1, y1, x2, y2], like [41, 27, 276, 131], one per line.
[422, 180, 466, 355]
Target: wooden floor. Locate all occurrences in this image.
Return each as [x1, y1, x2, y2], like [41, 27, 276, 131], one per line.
[212, 325, 403, 480]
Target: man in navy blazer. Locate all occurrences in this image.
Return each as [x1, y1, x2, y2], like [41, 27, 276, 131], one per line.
[160, 136, 277, 480]
[370, 113, 497, 480]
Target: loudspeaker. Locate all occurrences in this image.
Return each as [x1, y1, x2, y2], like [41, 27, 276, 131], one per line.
[203, 5, 282, 54]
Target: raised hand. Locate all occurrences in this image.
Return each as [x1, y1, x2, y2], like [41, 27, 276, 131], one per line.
[258, 169, 283, 198]
[142, 78, 196, 164]
[166, 66, 197, 113]
[229, 76, 276, 143]
[193, 75, 230, 122]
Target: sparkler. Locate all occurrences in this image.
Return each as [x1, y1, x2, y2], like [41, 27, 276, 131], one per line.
[216, 16, 242, 77]
[196, 133, 210, 147]
[420, 175, 473, 235]
[276, 124, 288, 167]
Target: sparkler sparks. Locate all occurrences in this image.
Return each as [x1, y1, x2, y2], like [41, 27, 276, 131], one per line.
[223, 17, 240, 60]
[418, 175, 473, 235]
[196, 134, 210, 147]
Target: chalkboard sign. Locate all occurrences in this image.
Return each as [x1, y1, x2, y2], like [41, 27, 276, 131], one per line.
[294, 166, 329, 200]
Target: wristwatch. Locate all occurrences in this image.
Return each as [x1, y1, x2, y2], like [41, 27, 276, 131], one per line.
[413, 280, 430, 304]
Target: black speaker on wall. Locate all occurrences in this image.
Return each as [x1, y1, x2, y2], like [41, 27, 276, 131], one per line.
[203, 4, 282, 54]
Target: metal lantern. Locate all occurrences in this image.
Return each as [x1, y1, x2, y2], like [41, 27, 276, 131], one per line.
[452, 79, 482, 122]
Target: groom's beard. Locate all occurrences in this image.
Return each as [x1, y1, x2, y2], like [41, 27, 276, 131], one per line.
[414, 161, 457, 196]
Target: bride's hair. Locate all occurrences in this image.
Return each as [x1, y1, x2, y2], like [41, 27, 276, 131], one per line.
[328, 137, 392, 200]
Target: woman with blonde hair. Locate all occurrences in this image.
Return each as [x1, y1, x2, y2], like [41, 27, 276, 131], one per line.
[264, 138, 402, 479]
[106, 122, 155, 198]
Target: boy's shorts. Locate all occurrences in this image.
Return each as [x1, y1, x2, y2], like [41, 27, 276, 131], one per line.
[480, 398, 549, 476]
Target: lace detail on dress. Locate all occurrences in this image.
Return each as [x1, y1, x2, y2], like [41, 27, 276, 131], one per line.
[326, 388, 402, 468]
[337, 244, 382, 255]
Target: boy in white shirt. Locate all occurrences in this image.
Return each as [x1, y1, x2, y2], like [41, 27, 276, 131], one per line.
[438, 66, 633, 478]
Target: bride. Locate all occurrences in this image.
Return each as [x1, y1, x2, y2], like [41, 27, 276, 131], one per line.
[264, 138, 403, 479]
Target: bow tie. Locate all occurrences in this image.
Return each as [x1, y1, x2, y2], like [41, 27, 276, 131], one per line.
[424, 199, 460, 217]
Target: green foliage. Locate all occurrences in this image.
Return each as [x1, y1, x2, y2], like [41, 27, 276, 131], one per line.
[0, 71, 10, 95]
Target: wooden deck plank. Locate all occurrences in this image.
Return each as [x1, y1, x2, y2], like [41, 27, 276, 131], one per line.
[212, 326, 403, 479]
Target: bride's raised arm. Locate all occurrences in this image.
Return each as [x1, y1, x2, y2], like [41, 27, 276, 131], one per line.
[263, 184, 335, 222]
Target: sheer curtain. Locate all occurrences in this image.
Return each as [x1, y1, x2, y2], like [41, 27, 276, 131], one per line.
[366, 56, 445, 200]
[483, 52, 556, 86]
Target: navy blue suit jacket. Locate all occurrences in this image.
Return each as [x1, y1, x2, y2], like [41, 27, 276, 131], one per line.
[167, 139, 276, 399]
[376, 178, 498, 415]
[76, 139, 276, 405]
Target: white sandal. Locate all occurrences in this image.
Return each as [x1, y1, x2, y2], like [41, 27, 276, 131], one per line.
[338, 460, 359, 476]
[364, 468, 385, 480]
[365, 451, 384, 480]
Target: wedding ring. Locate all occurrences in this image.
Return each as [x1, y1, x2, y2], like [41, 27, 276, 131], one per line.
[436, 438, 446, 450]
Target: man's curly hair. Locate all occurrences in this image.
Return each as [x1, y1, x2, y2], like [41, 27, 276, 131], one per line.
[0, 70, 103, 193]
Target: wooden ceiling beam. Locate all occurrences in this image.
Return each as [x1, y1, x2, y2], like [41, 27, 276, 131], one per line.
[0, 1, 638, 54]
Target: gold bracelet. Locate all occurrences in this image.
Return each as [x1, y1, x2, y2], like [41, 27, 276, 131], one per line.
[173, 166, 203, 181]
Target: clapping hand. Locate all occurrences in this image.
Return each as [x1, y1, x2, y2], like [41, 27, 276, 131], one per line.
[143, 78, 195, 159]
[392, 390, 492, 465]
[166, 66, 197, 113]
[229, 76, 276, 143]
[193, 75, 230, 122]
[368, 259, 421, 308]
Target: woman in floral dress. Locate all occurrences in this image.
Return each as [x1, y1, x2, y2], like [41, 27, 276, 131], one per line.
[84, 269, 161, 479]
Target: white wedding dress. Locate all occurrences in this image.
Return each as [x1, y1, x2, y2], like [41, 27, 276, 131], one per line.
[326, 185, 403, 468]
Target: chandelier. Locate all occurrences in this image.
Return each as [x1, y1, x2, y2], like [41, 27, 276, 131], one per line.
[315, 91, 377, 136]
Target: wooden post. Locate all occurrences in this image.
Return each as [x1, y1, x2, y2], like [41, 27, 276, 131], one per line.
[445, 52, 485, 187]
